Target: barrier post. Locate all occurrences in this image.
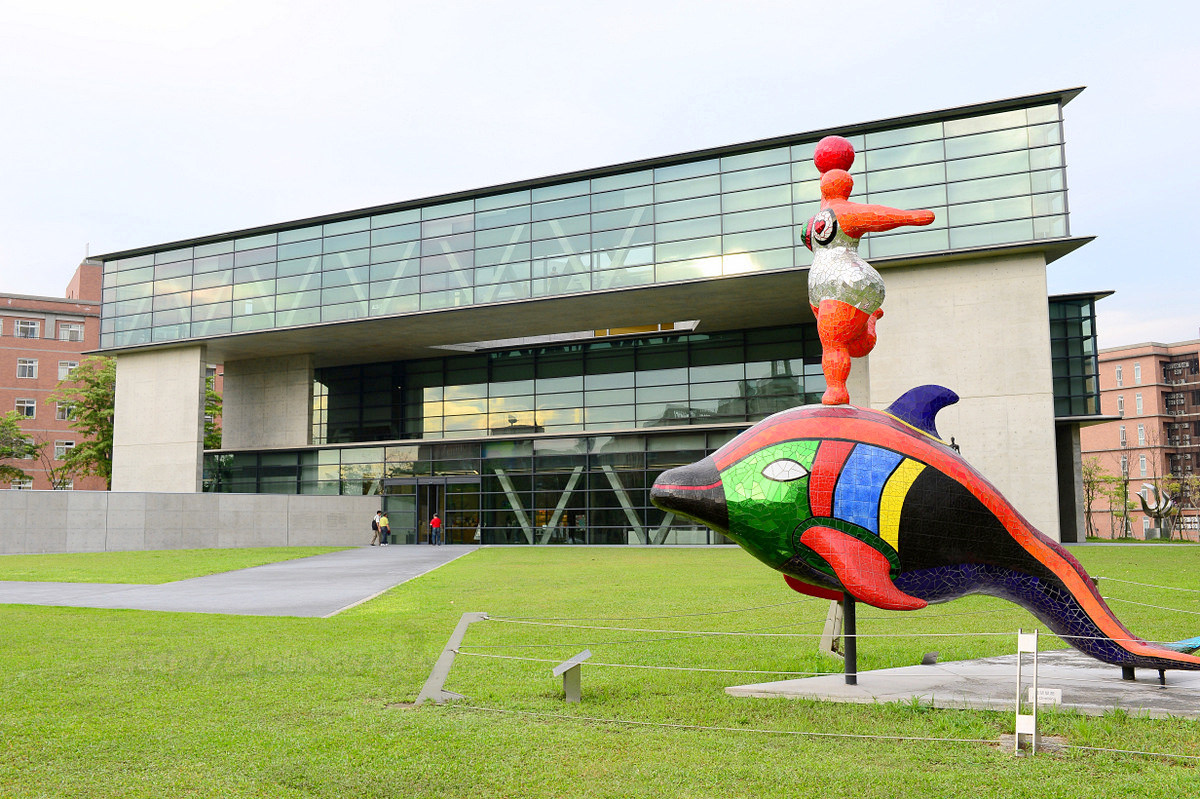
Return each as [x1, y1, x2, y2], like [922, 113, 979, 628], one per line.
[1014, 629, 1039, 754]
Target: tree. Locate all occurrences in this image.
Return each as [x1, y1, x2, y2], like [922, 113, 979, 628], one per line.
[50, 355, 116, 489]
[204, 373, 222, 450]
[49, 356, 223, 489]
[1098, 474, 1133, 538]
[1081, 456, 1104, 538]
[25, 433, 76, 490]
[0, 411, 38, 483]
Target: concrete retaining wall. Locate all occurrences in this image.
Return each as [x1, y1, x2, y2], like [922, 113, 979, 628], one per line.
[0, 491, 379, 554]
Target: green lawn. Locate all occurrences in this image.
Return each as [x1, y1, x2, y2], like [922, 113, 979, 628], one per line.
[0, 547, 348, 584]
[1, 546, 1198, 797]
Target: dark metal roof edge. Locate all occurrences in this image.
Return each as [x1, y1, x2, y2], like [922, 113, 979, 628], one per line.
[94, 87, 1087, 262]
[1056, 414, 1122, 426]
[1048, 289, 1115, 302]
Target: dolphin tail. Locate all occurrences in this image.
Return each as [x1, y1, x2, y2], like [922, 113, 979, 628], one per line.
[1162, 636, 1200, 655]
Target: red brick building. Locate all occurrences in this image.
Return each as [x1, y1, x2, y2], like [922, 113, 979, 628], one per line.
[1079, 339, 1200, 540]
[1, 261, 107, 490]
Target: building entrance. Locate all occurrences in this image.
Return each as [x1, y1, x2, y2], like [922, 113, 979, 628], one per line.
[382, 477, 480, 544]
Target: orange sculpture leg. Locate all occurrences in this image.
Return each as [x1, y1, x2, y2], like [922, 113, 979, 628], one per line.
[813, 299, 882, 405]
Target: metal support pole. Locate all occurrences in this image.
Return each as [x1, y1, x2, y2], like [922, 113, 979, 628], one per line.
[552, 650, 592, 703]
[843, 598, 857, 686]
[1121, 666, 1135, 681]
[415, 611, 488, 705]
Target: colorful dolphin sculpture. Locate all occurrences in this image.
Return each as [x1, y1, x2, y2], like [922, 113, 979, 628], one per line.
[651, 385, 1200, 672]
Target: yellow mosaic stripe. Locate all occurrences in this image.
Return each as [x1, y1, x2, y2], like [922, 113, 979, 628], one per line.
[879, 458, 926, 551]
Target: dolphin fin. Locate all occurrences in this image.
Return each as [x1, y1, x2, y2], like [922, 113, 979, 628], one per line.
[783, 574, 844, 602]
[799, 525, 927, 611]
[885, 385, 959, 439]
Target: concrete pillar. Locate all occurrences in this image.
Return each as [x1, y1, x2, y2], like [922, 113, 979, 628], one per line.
[869, 253, 1062, 540]
[111, 346, 206, 492]
[1055, 423, 1085, 543]
[221, 354, 314, 449]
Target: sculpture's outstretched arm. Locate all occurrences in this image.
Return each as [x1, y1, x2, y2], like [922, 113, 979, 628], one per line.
[829, 200, 935, 239]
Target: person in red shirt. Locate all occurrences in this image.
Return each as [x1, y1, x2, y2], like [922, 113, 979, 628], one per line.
[430, 514, 443, 546]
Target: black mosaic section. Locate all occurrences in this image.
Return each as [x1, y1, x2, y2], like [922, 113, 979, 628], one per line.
[895, 468, 1056, 583]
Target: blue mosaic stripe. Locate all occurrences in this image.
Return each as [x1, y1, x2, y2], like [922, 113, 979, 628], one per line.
[832, 444, 904, 536]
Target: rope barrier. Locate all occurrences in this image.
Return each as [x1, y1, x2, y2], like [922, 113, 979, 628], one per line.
[455, 650, 842, 677]
[484, 598, 815, 622]
[1097, 577, 1200, 594]
[448, 705, 996, 746]
[1101, 596, 1200, 616]
[445, 705, 1200, 763]
[484, 617, 1016, 638]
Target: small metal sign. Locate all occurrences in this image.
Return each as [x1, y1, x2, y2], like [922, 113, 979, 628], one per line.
[1028, 686, 1062, 705]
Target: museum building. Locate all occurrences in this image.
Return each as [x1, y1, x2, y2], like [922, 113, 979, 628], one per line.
[94, 88, 1105, 545]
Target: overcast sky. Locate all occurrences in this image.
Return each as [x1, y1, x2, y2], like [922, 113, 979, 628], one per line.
[1, 0, 1195, 348]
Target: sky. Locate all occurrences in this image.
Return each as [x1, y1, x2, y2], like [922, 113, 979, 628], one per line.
[0, 0, 1195, 349]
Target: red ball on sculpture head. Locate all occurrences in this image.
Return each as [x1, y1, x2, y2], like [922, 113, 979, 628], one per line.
[814, 136, 855, 174]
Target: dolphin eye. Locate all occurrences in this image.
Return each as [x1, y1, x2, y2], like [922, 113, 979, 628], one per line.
[761, 458, 809, 482]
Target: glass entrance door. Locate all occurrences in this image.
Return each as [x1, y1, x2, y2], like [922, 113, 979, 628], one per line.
[382, 477, 480, 544]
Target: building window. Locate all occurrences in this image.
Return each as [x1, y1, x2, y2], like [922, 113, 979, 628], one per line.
[1143, 517, 1151, 534]
[55, 403, 75, 421]
[54, 440, 75, 460]
[1120, 454, 1128, 475]
[9, 480, 33, 490]
[58, 360, 78, 380]
[58, 322, 84, 342]
[1119, 425, 1127, 447]
[1115, 364, 1123, 387]
[15, 399, 35, 418]
[16, 358, 37, 379]
[1139, 455, 1147, 477]
[1117, 395, 1124, 417]
[1134, 362, 1141, 385]
[14, 320, 39, 339]
[1137, 424, 1146, 446]
[55, 480, 73, 491]
[1135, 393, 1143, 415]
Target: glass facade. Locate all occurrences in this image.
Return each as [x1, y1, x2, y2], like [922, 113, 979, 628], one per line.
[207, 323, 822, 544]
[204, 428, 740, 546]
[1049, 295, 1101, 417]
[311, 325, 823, 443]
[100, 101, 1069, 350]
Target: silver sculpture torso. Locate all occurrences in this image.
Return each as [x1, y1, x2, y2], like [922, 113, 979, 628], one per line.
[807, 219, 884, 313]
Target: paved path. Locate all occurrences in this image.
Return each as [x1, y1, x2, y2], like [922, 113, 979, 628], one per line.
[727, 648, 1200, 719]
[0, 545, 477, 617]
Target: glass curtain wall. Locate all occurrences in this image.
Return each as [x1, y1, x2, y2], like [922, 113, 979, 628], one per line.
[103, 103, 1069, 349]
[1049, 296, 1101, 416]
[205, 429, 739, 545]
[311, 324, 822, 444]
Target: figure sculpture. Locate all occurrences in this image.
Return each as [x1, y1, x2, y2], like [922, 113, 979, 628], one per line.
[803, 136, 935, 405]
[651, 386, 1200, 671]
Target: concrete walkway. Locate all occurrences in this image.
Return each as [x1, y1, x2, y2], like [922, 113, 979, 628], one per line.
[0, 545, 477, 618]
[727, 648, 1200, 719]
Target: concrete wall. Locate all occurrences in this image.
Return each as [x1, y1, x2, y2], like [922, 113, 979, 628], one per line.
[112, 346, 206, 492]
[870, 253, 1062, 540]
[0, 491, 378, 554]
[222, 354, 314, 450]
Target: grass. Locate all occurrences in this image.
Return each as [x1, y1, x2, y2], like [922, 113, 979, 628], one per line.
[0, 547, 348, 584]
[1, 545, 1198, 797]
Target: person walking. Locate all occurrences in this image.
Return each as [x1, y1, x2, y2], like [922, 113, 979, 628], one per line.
[370, 510, 382, 546]
[430, 514, 442, 546]
[379, 511, 391, 546]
